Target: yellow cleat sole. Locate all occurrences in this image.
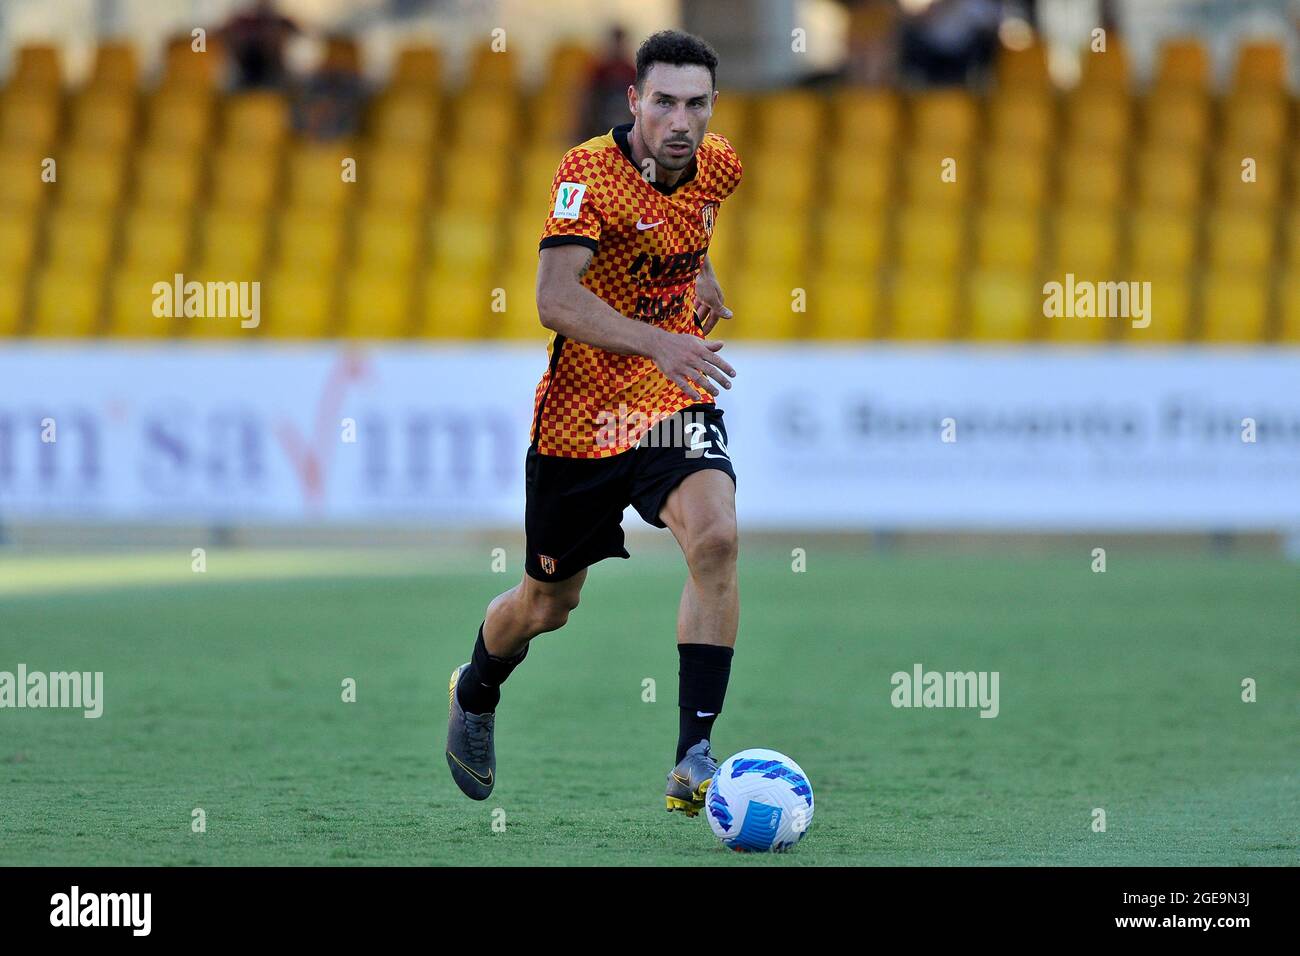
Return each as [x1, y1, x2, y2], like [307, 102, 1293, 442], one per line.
[666, 776, 713, 816]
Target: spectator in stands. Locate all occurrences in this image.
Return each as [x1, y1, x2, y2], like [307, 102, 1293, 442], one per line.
[583, 26, 638, 136]
[899, 0, 1002, 87]
[844, 0, 902, 87]
[293, 35, 366, 141]
[218, 0, 301, 89]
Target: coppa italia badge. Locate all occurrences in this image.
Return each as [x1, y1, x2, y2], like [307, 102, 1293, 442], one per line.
[700, 203, 715, 234]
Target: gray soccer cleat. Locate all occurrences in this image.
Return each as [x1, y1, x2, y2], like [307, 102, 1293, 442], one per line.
[445, 663, 495, 800]
[666, 739, 718, 816]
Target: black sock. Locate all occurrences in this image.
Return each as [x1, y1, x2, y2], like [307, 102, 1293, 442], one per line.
[677, 643, 733, 762]
[456, 623, 528, 715]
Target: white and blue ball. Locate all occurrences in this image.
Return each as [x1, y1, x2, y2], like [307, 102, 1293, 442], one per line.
[705, 749, 814, 852]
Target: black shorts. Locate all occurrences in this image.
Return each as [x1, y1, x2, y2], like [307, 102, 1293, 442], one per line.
[524, 404, 736, 582]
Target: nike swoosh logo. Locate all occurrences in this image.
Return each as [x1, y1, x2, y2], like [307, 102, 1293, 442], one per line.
[636, 218, 666, 230]
[448, 751, 493, 787]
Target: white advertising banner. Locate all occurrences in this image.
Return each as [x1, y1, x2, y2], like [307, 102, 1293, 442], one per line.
[0, 344, 1297, 530]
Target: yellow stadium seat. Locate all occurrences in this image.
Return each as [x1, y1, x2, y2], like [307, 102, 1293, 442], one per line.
[1285, 210, 1300, 268]
[262, 268, 335, 338]
[223, 92, 288, 148]
[1, 91, 61, 149]
[1213, 149, 1282, 209]
[466, 43, 518, 89]
[1041, 276, 1116, 342]
[146, 90, 213, 150]
[1222, 93, 1287, 151]
[363, 145, 433, 209]
[996, 43, 1049, 89]
[0, 269, 26, 335]
[195, 210, 268, 275]
[967, 269, 1038, 341]
[90, 42, 138, 91]
[809, 271, 879, 339]
[1232, 42, 1286, 92]
[133, 148, 203, 209]
[11, 45, 61, 90]
[491, 270, 546, 341]
[898, 206, 964, 271]
[726, 274, 802, 339]
[746, 145, 818, 208]
[439, 151, 511, 210]
[1052, 207, 1119, 273]
[1079, 39, 1130, 90]
[1279, 271, 1300, 342]
[1155, 38, 1209, 91]
[121, 208, 191, 273]
[1060, 152, 1126, 208]
[371, 90, 442, 148]
[391, 45, 443, 89]
[0, 149, 46, 211]
[106, 269, 177, 338]
[32, 268, 103, 337]
[341, 270, 413, 338]
[1134, 147, 1202, 210]
[46, 208, 116, 270]
[1130, 208, 1198, 272]
[529, 86, 583, 146]
[833, 90, 899, 151]
[543, 42, 594, 93]
[988, 93, 1054, 152]
[68, 90, 137, 149]
[1205, 209, 1275, 270]
[356, 209, 423, 270]
[56, 149, 126, 209]
[429, 213, 496, 271]
[450, 90, 516, 148]
[706, 213, 739, 279]
[974, 207, 1040, 271]
[161, 36, 220, 91]
[420, 267, 494, 338]
[503, 210, 543, 272]
[747, 210, 810, 273]
[819, 209, 887, 271]
[904, 147, 971, 207]
[1201, 271, 1269, 342]
[1064, 90, 1131, 151]
[753, 92, 823, 150]
[285, 144, 355, 211]
[210, 147, 281, 211]
[1142, 89, 1209, 150]
[518, 145, 567, 214]
[826, 149, 893, 211]
[0, 209, 38, 273]
[982, 147, 1049, 209]
[1123, 273, 1190, 344]
[709, 94, 751, 150]
[889, 268, 957, 340]
[274, 209, 345, 271]
[911, 91, 978, 149]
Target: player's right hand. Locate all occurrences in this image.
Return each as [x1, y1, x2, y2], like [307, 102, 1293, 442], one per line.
[650, 332, 736, 403]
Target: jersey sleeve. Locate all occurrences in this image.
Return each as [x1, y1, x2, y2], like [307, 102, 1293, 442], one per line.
[704, 133, 743, 201]
[539, 148, 607, 253]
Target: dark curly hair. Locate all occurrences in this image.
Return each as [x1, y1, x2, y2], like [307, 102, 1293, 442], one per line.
[634, 30, 719, 91]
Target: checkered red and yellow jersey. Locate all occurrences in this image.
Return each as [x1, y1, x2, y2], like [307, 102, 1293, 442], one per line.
[531, 123, 742, 458]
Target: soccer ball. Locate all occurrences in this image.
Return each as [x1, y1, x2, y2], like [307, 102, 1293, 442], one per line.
[704, 748, 814, 852]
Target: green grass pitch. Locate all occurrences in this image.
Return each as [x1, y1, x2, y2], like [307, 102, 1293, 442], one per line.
[0, 546, 1295, 866]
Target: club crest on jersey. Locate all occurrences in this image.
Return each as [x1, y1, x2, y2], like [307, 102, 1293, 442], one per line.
[538, 554, 557, 575]
[700, 203, 716, 234]
[554, 182, 586, 220]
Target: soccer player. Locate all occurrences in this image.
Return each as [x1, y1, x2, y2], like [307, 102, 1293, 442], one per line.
[445, 30, 742, 817]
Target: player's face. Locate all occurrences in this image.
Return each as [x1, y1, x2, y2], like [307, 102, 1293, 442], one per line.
[629, 63, 716, 172]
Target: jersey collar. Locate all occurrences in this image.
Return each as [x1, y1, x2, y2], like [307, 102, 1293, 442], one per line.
[613, 122, 698, 196]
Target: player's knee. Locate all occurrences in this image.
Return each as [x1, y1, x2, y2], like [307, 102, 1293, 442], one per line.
[528, 588, 580, 634]
[686, 521, 739, 578]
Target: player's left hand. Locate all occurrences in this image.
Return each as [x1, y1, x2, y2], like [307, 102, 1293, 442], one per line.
[694, 272, 732, 336]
